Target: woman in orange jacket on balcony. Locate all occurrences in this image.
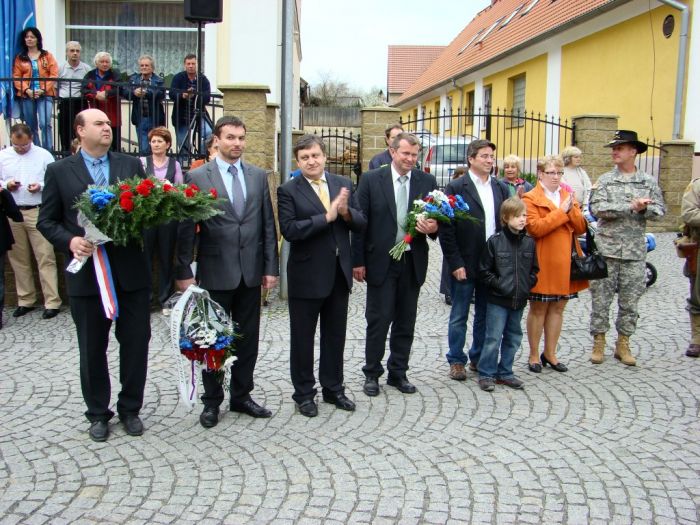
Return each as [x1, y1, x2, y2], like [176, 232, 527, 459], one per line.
[12, 27, 59, 151]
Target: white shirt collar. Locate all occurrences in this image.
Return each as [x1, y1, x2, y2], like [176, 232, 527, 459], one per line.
[469, 170, 490, 186]
[391, 163, 411, 182]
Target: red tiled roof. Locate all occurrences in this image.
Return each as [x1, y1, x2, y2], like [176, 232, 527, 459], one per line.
[387, 45, 446, 95]
[397, 0, 618, 105]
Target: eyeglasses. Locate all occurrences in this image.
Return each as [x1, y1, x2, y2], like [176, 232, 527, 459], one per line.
[477, 154, 495, 160]
[543, 170, 564, 176]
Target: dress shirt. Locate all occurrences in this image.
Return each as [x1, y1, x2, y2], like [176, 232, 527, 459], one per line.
[79, 150, 110, 185]
[391, 164, 412, 251]
[215, 156, 246, 202]
[152, 158, 184, 184]
[58, 61, 90, 97]
[0, 144, 54, 206]
[303, 173, 328, 201]
[541, 182, 562, 208]
[469, 171, 496, 239]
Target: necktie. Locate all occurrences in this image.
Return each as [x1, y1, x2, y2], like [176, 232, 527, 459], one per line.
[396, 175, 408, 243]
[93, 159, 107, 186]
[229, 165, 245, 215]
[311, 179, 330, 211]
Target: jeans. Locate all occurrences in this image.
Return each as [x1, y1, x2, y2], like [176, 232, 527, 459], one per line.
[136, 117, 156, 154]
[446, 276, 487, 365]
[20, 96, 53, 150]
[175, 119, 212, 155]
[478, 302, 524, 380]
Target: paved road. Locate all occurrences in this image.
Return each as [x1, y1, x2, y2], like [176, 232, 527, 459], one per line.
[0, 232, 698, 524]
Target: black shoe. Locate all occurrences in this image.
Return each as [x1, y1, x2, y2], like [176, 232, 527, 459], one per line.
[199, 406, 219, 428]
[541, 353, 568, 372]
[444, 294, 452, 306]
[230, 398, 272, 418]
[88, 421, 109, 442]
[322, 392, 356, 411]
[363, 377, 380, 397]
[121, 415, 144, 436]
[42, 308, 59, 319]
[13, 306, 35, 318]
[296, 399, 318, 417]
[528, 362, 542, 373]
[387, 376, 417, 394]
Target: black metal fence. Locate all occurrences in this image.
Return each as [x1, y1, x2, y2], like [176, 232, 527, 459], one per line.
[636, 139, 665, 180]
[308, 127, 361, 183]
[400, 108, 575, 186]
[1, 77, 223, 168]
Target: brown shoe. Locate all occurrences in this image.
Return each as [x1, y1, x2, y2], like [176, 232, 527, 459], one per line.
[468, 361, 477, 372]
[449, 363, 467, 381]
[686, 343, 700, 358]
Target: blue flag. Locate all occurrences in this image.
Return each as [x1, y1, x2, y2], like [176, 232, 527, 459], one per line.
[1, 0, 36, 119]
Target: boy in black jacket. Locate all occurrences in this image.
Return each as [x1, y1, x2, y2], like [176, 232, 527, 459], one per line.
[477, 197, 539, 391]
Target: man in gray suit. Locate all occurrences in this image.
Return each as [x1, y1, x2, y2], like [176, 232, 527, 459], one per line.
[176, 115, 279, 428]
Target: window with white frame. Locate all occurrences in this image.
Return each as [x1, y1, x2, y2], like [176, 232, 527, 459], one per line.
[511, 74, 526, 127]
[67, 1, 198, 83]
[443, 96, 452, 132]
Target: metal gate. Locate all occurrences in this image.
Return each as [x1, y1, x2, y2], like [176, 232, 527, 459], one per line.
[309, 127, 361, 183]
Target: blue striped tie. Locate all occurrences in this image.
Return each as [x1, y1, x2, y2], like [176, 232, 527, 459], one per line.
[93, 159, 107, 186]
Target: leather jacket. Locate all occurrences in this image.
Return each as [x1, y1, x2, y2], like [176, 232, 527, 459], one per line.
[478, 227, 539, 310]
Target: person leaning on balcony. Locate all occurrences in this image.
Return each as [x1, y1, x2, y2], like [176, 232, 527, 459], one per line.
[521, 155, 588, 374]
[169, 53, 212, 155]
[12, 27, 59, 151]
[140, 127, 184, 316]
[368, 124, 403, 170]
[57, 41, 90, 153]
[126, 55, 166, 155]
[561, 146, 592, 208]
[588, 130, 665, 366]
[0, 123, 62, 320]
[82, 52, 123, 152]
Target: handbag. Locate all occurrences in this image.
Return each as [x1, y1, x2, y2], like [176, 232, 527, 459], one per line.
[570, 228, 608, 281]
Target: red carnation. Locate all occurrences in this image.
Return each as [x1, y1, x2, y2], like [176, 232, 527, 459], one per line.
[448, 195, 456, 205]
[189, 183, 200, 192]
[136, 183, 151, 197]
[209, 188, 218, 198]
[403, 234, 413, 243]
[163, 184, 174, 192]
[184, 187, 195, 198]
[119, 183, 131, 191]
[119, 197, 134, 212]
[142, 178, 155, 188]
[120, 190, 134, 199]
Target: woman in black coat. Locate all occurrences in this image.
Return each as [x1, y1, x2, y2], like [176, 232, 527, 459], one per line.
[0, 188, 23, 329]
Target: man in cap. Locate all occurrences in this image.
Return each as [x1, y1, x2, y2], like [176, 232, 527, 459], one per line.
[588, 130, 665, 366]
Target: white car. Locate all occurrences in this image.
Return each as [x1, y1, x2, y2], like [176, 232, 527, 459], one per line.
[421, 136, 477, 187]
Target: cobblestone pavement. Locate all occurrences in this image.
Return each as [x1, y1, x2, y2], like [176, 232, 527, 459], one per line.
[0, 232, 698, 524]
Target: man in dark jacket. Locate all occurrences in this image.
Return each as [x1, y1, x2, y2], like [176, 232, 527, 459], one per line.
[126, 55, 165, 154]
[0, 188, 23, 329]
[169, 54, 212, 156]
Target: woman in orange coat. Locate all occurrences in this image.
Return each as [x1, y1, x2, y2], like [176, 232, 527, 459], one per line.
[12, 27, 59, 151]
[522, 155, 588, 373]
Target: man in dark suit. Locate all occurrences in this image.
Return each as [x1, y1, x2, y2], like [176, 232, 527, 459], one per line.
[368, 123, 403, 170]
[438, 139, 509, 381]
[277, 135, 366, 417]
[37, 108, 151, 442]
[176, 115, 279, 428]
[352, 132, 438, 396]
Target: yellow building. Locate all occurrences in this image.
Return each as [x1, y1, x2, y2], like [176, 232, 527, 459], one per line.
[395, 0, 698, 176]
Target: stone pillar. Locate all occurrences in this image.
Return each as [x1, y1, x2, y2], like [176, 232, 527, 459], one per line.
[219, 84, 271, 170]
[571, 114, 619, 182]
[360, 107, 402, 173]
[654, 140, 696, 232]
[265, 103, 279, 173]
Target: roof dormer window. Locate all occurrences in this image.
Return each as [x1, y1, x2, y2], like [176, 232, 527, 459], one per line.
[520, 0, 539, 17]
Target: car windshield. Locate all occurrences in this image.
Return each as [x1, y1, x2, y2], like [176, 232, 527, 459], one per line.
[434, 144, 468, 163]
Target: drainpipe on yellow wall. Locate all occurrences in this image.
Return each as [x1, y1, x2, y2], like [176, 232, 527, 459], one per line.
[658, 0, 688, 139]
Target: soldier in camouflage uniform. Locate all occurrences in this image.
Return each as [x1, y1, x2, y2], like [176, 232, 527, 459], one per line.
[680, 179, 700, 357]
[588, 130, 665, 366]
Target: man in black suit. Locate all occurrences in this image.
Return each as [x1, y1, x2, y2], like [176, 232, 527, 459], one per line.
[438, 139, 509, 381]
[37, 108, 151, 442]
[176, 116, 279, 428]
[277, 135, 366, 417]
[352, 132, 438, 396]
[368, 123, 403, 170]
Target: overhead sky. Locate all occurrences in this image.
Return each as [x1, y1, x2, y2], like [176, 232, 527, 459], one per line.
[299, 0, 491, 94]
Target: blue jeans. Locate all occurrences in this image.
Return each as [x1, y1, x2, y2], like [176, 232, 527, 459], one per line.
[175, 119, 212, 154]
[20, 97, 53, 150]
[136, 117, 155, 154]
[478, 302, 524, 380]
[446, 276, 487, 365]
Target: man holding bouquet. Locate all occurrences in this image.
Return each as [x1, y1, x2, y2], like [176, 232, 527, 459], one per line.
[38, 108, 151, 442]
[352, 132, 438, 396]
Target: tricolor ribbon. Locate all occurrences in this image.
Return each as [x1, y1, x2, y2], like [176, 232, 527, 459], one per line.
[92, 245, 119, 320]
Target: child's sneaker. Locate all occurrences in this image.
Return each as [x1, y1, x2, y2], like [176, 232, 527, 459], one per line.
[496, 377, 524, 389]
[478, 378, 495, 392]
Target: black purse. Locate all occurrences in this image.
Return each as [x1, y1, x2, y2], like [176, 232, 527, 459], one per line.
[570, 228, 608, 281]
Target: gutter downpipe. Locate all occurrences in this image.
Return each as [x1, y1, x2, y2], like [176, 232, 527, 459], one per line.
[279, 0, 294, 299]
[658, 0, 689, 139]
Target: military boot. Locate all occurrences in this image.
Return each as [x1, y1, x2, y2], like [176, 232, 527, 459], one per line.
[686, 314, 700, 357]
[614, 335, 636, 366]
[590, 334, 605, 364]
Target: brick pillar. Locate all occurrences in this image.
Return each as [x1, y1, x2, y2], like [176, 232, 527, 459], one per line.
[654, 140, 696, 232]
[219, 84, 271, 169]
[360, 107, 401, 173]
[571, 114, 619, 183]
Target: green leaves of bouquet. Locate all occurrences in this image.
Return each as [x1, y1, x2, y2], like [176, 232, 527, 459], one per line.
[74, 176, 223, 247]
